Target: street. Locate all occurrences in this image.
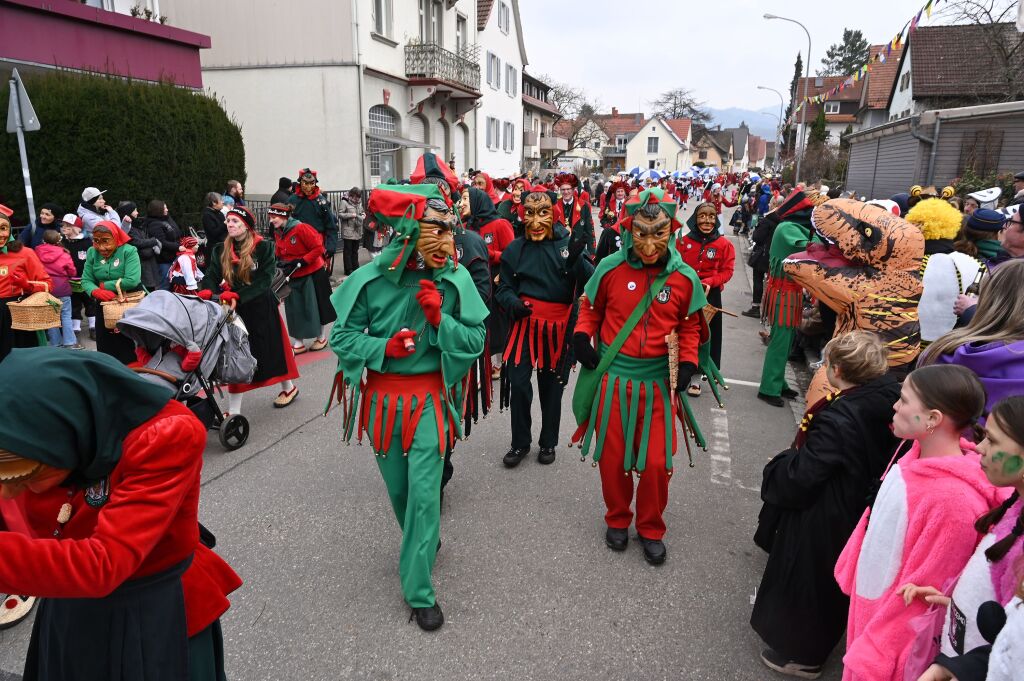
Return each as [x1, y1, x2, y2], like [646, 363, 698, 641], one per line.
[0, 206, 842, 681]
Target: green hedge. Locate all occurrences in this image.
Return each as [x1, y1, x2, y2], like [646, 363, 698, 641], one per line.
[0, 71, 245, 229]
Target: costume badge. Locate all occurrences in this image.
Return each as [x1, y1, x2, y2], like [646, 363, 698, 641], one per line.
[456, 246, 464, 260]
[0, 265, 7, 277]
[112, 259, 120, 267]
[656, 286, 672, 304]
[290, 236, 297, 245]
[484, 234, 494, 244]
[84, 477, 110, 508]
[627, 281, 637, 291]
[707, 247, 717, 259]
[686, 243, 692, 249]
[560, 247, 569, 259]
[615, 236, 621, 249]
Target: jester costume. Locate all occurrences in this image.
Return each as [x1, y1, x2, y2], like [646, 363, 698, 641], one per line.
[571, 189, 720, 564]
[327, 184, 487, 629]
[757, 190, 822, 406]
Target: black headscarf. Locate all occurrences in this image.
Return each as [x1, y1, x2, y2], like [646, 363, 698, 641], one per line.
[467, 186, 499, 230]
[0, 348, 173, 484]
[685, 203, 722, 245]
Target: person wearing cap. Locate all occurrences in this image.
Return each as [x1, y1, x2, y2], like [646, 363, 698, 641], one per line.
[59, 214, 94, 340]
[327, 183, 487, 630]
[0, 204, 53, 362]
[553, 172, 595, 254]
[1010, 171, 1024, 207]
[76, 187, 121, 238]
[17, 202, 63, 249]
[287, 169, 339, 259]
[81, 220, 141, 364]
[0, 347, 240, 681]
[268, 203, 335, 354]
[197, 206, 300, 411]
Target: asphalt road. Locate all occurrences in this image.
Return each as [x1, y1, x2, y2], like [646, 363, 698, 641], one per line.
[0, 204, 844, 680]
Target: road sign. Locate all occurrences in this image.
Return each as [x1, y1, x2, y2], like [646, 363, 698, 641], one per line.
[7, 68, 40, 134]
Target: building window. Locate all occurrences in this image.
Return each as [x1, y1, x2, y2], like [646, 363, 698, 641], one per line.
[592, 141, 600, 150]
[498, 2, 510, 34]
[368, 105, 398, 177]
[647, 137, 659, 153]
[486, 52, 501, 89]
[899, 71, 911, 92]
[503, 122, 515, 152]
[824, 102, 840, 115]
[505, 65, 518, 97]
[648, 160, 657, 169]
[615, 135, 627, 152]
[373, 0, 393, 37]
[456, 14, 467, 52]
[698, 150, 708, 160]
[486, 117, 502, 150]
[419, 0, 442, 44]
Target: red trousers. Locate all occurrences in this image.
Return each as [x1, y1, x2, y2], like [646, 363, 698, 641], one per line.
[595, 380, 672, 541]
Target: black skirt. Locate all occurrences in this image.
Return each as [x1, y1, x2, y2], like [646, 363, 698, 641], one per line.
[0, 295, 44, 363]
[234, 290, 296, 389]
[311, 267, 337, 326]
[95, 317, 136, 365]
[23, 558, 191, 681]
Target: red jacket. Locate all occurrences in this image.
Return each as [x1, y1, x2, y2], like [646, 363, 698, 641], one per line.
[0, 401, 241, 636]
[476, 217, 515, 267]
[275, 219, 325, 278]
[676, 233, 736, 290]
[0, 246, 52, 298]
[576, 263, 705, 365]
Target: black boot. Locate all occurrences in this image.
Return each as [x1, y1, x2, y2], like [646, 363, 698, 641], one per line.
[503, 447, 529, 468]
[638, 535, 666, 565]
[780, 387, 799, 399]
[412, 603, 444, 631]
[741, 305, 761, 318]
[757, 392, 785, 407]
[537, 447, 556, 465]
[605, 527, 628, 551]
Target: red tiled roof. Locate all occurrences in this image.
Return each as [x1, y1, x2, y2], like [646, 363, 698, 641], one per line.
[477, 0, 494, 31]
[796, 74, 865, 122]
[865, 43, 903, 110]
[747, 135, 766, 163]
[593, 111, 646, 138]
[552, 119, 576, 137]
[908, 23, 1024, 98]
[664, 118, 691, 144]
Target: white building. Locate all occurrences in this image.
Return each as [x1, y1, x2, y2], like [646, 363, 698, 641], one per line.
[624, 117, 692, 174]
[164, 0, 482, 194]
[475, 0, 527, 176]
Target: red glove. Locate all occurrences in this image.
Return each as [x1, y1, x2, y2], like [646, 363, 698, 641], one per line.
[91, 287, 117, 302]
[134, 347, 152, 366]
[416, 280, 442, 327]
[10, 270, 29, 291]
[180, 350, 202, 372]
[195, 289, 213, 300]
[384, 329, 417, 358]
[219, 291, 240, 305]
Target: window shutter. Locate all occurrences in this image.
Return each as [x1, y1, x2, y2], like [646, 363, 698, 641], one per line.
[486, 118, 492, 148]
[496, 57, 501, 89]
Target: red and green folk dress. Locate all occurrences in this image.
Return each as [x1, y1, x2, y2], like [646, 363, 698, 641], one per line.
[572, 238, 711, 540]
[274, 216, 336, 340]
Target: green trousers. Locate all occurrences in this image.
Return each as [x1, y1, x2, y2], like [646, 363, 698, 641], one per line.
[374, 395, 444, 608]
[758, 323, 795, 397]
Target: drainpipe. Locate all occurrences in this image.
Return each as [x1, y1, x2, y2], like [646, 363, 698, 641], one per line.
[352, 0, 369, 192]
[909, 114, 941, 186]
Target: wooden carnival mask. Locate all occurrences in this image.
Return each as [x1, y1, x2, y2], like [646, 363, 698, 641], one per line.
[630, 207, 673, 265]
[415, 200, 456, 269]
[523, 192, 554, 241]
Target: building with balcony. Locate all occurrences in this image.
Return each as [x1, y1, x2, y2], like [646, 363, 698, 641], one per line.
[476, 0, 526, 176]
[521, 71, 561, 173]
[163, 0, 482, 194]
[0, 0, 209, 88]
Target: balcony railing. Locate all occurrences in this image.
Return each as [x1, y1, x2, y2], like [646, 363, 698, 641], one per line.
[539, 135, 568, 151]
[523, 130, 538, 147]
[405, 42, 481, 93]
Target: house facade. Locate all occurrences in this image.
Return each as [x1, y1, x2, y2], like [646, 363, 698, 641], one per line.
[691, 129, 732, 169]
[521, 71, 563, 174]
[594, 108, 646, 173]
[793, 76, 864, 147]
[165, 0, 482, 194]
[476, 0, 527, 176]
[624, 117, 692, 174]
[725, 125, 750, 172]
[857, 44, 904, 129]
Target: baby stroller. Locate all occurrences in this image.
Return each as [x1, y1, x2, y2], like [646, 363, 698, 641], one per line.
[117, 291, 257, 450]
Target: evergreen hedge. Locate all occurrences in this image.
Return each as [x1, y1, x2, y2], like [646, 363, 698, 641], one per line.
[0, 71, 245, 229]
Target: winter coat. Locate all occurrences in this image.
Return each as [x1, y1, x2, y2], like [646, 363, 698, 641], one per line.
[274, 218, 325, 278]
[34, 243, 78, 298]
[125, 224, 162, 290]
[76, 203, 121, 238]
[336, 196, 363, 242]
[677, 232, 736, 290]
[749, 212, 779, 272]
[201, 207, 227, 263]
[62, 236, 91, 277]
[145, 216, 183, 265]
[751, 374, 902, 666]
[287, 192, 338, 254]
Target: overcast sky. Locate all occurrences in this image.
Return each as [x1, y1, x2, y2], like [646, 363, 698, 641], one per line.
[518, 0, 941, 114]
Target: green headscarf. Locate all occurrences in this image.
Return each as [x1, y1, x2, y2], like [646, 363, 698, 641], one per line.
[0, 213, 13, 254]
[0, 348, 173, 484]
[368, 183, 449, 285]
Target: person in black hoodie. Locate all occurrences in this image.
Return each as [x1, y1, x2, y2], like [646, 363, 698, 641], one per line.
[751, 331, 902, 677]
[117, 201, 161, 290]
[200, 192, 227, 267]
[743, 208, 779, 318]
[270, 177, 294, 205]
[144, 199, 182, 287]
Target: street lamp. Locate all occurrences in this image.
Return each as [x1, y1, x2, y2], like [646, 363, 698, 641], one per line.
[764, 13, 812, 185]
[757, 85, 785, 172]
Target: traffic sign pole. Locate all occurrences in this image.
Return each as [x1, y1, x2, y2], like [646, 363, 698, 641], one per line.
[7, 69, 38, 223]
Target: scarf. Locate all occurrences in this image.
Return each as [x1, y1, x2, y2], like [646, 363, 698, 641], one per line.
[0, 348, 173, 485]
[684, 209, 722, 245]
[467, 187, 499, 230]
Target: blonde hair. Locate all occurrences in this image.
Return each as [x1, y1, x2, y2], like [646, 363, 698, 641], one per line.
[921, 259, 1024, 364]
[220, 229, 256, 287]
[822, 331, 888, 386]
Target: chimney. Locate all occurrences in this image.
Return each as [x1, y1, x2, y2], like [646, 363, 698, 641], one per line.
[635, 113, 642, 124]
[611, 107, 619, 117]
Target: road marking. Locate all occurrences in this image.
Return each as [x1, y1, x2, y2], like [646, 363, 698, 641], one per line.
[706, 406, 760, 494]
[722, 377, 760, 388]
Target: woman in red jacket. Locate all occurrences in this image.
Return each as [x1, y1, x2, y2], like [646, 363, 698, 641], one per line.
[0, 348, 240, 681]
[677, 202, 735, 395]
[0, 204, 52, 362]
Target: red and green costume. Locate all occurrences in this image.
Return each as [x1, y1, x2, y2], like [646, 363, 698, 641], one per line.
[327, 184, 487, 609]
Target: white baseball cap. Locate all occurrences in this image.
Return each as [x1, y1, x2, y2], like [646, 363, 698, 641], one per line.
[61, 213, 79, 225]
[81, 187, 106, 202]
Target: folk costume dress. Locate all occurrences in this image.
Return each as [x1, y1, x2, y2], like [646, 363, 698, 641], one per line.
[676, 211, 736, 369]
[496, 222, 594, 453]
[287, 175, 339, 256]
[0, 349, 239, 681]
[758, 193, 820, 399]
[328, 184, 487, 610]
[274, 216, 337, 341]
[572, 192, 710, 541]
[80, 222, 142, 365]
[201, 237, 299, 394]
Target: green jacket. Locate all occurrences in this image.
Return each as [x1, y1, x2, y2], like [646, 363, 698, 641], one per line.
[768, 219, 817, 279]
[201, 239, 275, 304]
[82, 244, 142, 295]
[287, 193, 339, 254]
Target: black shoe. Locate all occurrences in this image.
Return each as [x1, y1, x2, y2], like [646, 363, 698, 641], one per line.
[741, 305, 761, 318]
[757, 392, 785, 408]
[759, 648, 822, 679]
[412, 603, 444, 631]
[780, 387, 799, 399]
[638, 535, 666, 565]
[537, 447, 556, 465]
[503, 447, 529, 468]
[605, 527, 628, 551]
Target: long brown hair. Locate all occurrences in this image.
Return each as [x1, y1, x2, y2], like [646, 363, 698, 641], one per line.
[220, 228, 256, 287]
[920, 260, 1024, 364]
[975, 396, 1024, 562]
[905, 364, 987, 437]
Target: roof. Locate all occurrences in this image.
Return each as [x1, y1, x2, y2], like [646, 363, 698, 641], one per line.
[593, 111, 646, 138]
[477, 0, 493, 31]
[796, 74, 866, 122]
[747, 135, 766, 163]
[865, 43, 904, 110]
[907, 22, 1024, 99]
[709, 130, 733, 154]
[664, 118, 691, 144]
[725, 126, 748, 158]
[523, 93, 559, 116]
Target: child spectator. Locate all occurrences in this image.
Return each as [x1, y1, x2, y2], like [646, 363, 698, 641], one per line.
[59, 214, 94, 340]
[34, 229, 79, 348]
[168, 236, 203, 294]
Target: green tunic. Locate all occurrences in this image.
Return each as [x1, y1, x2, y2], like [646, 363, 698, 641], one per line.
[81, 244, 142, 295]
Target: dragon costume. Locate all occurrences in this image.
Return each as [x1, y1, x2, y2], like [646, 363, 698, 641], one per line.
[783, 198, 925, 405]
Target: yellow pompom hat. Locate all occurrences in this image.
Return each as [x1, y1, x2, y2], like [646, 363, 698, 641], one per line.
[904, 197, 963, 241]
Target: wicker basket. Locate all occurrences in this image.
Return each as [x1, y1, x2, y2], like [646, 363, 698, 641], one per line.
[101, 280, 145, 330]
[8, 282, 62, 331]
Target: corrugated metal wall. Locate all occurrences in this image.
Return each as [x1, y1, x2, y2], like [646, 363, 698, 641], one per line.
[846, 131, 923, 199]
[929, 114, 1024, 186]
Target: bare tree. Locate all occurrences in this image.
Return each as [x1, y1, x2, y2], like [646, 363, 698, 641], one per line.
[539, 75, 605, 161]
[648, 88, 712, 125]
[935, 0, 1024, 102]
